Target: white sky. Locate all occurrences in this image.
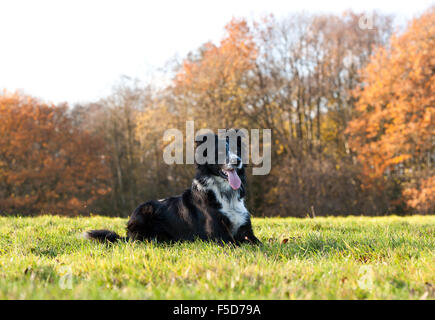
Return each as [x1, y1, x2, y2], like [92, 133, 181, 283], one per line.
[0, 0, 433, 105]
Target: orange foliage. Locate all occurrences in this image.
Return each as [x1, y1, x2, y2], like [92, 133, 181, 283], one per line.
[403, 176, 435, 214]
[347, 8, 435, 212]
[176, 18, 256, 87]
[174, 18, 257, 128]
[0, 92, 110, 214]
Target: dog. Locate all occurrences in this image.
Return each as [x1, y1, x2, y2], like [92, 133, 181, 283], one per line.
[85, 131, 261, 245]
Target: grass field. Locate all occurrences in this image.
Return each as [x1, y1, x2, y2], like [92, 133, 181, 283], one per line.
[0, 215, 433, 299]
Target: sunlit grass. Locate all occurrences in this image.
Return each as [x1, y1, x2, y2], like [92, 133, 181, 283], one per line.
[0, 215, 433, 299]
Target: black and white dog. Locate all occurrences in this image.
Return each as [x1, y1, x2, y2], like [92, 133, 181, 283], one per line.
[85, 131, 261, 245]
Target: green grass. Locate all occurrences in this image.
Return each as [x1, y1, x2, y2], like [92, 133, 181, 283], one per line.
[0, 215, 434, 299]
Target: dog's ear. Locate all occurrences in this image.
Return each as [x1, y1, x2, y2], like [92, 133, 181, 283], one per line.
[232, 128, 245, 136]
[224, 128, 246, 137]
[225, 128, 248, 158]
[195, 132, 217, 163]
[195, 132, 215, 146]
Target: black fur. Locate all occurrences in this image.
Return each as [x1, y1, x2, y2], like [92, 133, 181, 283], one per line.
[85, 229, 126, 243]
[85, 130, 260, 246]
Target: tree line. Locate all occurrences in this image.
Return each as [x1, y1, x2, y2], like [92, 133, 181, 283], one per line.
[0, 8, 433, 216]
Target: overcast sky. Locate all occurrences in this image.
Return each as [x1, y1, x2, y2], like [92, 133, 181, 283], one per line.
[1, 0, 433, 105]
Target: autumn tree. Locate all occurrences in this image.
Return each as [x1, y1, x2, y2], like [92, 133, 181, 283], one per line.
[135, 96, 191, 200]
[246, 12, 393, 215]
[72, 79, 147, 215]
[0, 91, 110, 215]
[347, 8, 435, 213]
[173, 18, 257, 130]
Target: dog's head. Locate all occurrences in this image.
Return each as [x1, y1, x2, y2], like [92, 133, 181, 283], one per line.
[195, 130, 246, 191]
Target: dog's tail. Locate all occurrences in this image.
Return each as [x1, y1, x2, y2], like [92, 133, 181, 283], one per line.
[83, 229, 128, 243]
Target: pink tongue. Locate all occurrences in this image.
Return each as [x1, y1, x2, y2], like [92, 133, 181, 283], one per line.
[226, 170, 241, 190]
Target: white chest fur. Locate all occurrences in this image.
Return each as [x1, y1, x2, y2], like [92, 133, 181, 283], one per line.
[218, 195, 249, 235]
[198, 177, 249, 235]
